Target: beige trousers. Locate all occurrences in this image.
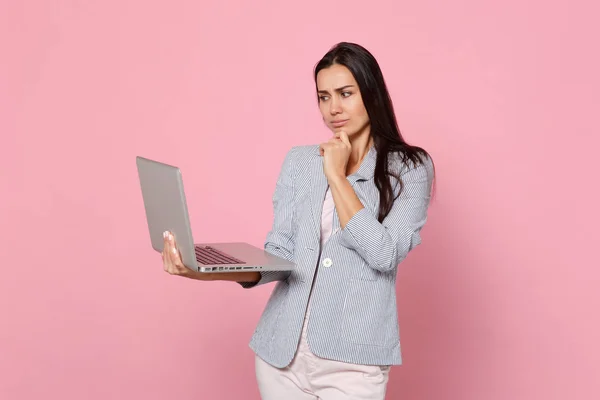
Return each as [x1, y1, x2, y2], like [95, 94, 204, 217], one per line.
[255, 308, 390, 400]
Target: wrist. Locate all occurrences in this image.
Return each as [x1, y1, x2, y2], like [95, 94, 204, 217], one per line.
[327, 173, 347, 187]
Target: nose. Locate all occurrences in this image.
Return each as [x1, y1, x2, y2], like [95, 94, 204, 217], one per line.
[329, 97, 342, 115]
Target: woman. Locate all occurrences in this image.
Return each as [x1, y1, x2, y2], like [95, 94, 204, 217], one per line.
[161, 42, 435, 399]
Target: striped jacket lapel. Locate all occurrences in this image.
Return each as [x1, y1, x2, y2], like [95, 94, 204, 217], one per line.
[308, 148, 329, 242]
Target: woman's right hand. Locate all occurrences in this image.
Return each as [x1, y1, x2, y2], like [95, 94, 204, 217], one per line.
[161, 231, 193, 277]
[161, 231, 217, 280]
[161, 230, 261, 284]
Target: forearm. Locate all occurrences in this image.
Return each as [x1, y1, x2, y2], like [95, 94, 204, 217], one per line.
[188, 270, 261, 283]
[339, 208, 403, 272]
[329, 178, 398, 271]
[337, 159, 434, 272]
[328, 175, 365, 228]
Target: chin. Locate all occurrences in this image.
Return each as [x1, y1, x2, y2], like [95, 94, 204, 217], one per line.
[331, 126, 355, 135]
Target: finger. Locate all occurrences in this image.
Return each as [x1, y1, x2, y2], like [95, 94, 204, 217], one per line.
[164, 232, 179, 275]
[166, 235, 178, 268]
[339, 131, 351, 146]
[162, 232, 171, 272]
[161, 249, 167, 271]
[163, 250, 173, 274]
[164, 243, 176, 274]
[168, 233, 186, 273]
[320, 143, 330, 155]
[170, 234, 181, 262]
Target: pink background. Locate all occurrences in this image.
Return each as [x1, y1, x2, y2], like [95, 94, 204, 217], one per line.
[1, 0, 599, 399]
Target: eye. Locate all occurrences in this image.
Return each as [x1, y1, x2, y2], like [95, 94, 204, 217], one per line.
[319, 95, 330, 101]
[341, 91, 352, 98]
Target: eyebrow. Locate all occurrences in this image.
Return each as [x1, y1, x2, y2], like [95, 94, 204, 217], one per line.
[317, 85, 355, 94]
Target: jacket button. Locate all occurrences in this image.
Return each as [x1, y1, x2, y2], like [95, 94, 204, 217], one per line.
[322, 258, 333, 268]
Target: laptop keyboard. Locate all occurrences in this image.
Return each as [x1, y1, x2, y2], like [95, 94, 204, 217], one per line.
[194, 245, 245, 265]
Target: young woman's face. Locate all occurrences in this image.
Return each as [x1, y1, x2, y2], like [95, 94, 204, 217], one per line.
[316, 64, 370, 137]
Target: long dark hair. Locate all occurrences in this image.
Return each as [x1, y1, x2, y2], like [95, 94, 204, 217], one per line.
[314, 42, 434, 222]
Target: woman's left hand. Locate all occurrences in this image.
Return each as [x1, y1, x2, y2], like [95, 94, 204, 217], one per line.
[319, 131, 352, 181]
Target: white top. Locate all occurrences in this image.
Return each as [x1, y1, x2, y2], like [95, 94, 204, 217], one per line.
[319, 188, 336, 247]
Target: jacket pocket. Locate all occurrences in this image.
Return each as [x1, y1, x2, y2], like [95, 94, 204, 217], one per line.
[357, 264, 380, 281]
[254, 280, 290, 338]
[341, 279, 399, 347]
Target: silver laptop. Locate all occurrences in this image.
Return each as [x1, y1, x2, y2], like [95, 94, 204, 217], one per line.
[136, 156, 295, 274]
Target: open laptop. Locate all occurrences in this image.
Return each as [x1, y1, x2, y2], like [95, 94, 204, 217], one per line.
[135, 156, 295, 274]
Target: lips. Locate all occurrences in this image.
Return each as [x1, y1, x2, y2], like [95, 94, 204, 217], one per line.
[331, 119, 349, 128]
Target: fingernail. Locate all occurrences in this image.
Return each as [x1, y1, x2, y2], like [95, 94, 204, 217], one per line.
[172, 247, 177, 255]
[163, 231, 167, 238]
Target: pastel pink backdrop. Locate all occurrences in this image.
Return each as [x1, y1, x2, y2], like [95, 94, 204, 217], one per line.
[1, 0, 598, 399]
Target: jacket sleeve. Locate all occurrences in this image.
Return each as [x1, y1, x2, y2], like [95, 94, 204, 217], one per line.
[339, 156, 434, 273]
[239, 147, 297, 288]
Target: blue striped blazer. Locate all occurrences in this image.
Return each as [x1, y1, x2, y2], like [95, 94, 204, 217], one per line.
[241, 144, 434, 368]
